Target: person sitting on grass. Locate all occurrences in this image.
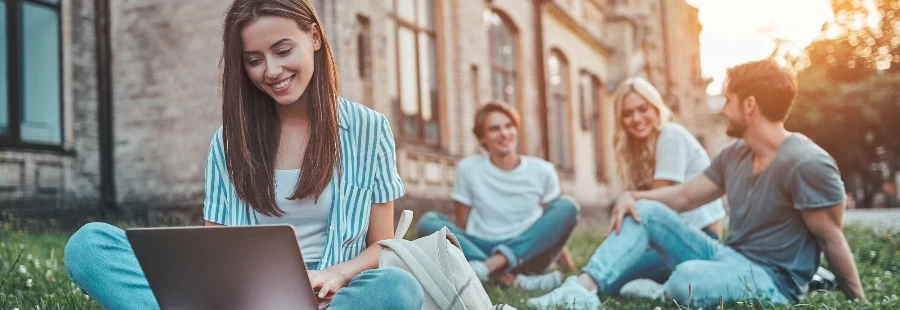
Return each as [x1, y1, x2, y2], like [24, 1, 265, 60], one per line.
[527, 59, 867, 309]
[416, 101, 579, 291]
[599, 77, 727, 298]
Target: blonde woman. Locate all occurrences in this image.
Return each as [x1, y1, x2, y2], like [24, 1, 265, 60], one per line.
[602, 77, 726, 295]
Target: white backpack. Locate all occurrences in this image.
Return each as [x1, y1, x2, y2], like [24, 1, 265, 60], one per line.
[378, 210, 516, 310]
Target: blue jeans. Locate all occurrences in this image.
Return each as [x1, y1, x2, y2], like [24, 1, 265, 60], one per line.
[582, 200, 790, 308]
[64, 222, 424, 310]
[416, 196, 579, 273]
[602, 227, 720, 294]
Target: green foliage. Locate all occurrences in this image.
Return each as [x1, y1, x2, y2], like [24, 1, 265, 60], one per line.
[2, 226, 898, 309]
[781, 0, 900, 205]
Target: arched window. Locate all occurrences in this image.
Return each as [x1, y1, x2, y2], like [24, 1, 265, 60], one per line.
[485, 9, 518, 107]
[547, 50, 572, 169]
[579, 71, 605, 181]
[386, 0, 441, 146]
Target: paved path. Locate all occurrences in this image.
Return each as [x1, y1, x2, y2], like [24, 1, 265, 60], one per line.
[844, 208, 900, 231]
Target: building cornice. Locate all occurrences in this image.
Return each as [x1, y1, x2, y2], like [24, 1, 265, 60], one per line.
[543, 2, 613, 57]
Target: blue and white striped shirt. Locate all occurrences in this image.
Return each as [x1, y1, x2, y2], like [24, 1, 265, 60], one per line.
[203, 98, 405, 270]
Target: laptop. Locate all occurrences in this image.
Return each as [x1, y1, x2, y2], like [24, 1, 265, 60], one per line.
[127, 225, 330, 310]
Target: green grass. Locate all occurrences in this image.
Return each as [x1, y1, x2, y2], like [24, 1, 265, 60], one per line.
[1, 225, 898, 309]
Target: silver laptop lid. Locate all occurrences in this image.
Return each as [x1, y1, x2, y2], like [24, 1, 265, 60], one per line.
[126, 225, 319, 310]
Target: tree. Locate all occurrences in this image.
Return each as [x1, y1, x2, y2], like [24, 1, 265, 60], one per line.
[783, 0, 900, 207]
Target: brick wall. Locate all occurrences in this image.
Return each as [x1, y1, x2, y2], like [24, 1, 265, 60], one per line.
[4, 0, 720, 224]
[0, 0, 103, 218]
[109, 0, 227, 208]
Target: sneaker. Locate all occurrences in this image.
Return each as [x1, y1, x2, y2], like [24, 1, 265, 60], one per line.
[514, 271, 563, 291]
[469, 260, 490, 282]
[526, 275, 601, 309]
[619, 278, 665, 300]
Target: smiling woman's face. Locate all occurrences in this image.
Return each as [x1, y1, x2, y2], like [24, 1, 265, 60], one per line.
[240, 15, 321, 105]
[620, 92, 660, 140]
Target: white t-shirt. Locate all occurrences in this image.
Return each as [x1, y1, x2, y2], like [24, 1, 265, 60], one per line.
[655, 123, 726, 229]
[254, 169, 332, 264]
[451, 155, 561, 241]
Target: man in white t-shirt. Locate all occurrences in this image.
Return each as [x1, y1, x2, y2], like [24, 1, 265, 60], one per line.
[416, 101, 579, 291]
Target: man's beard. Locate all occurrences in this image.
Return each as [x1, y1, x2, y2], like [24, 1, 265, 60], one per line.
[725, 118, 748, 138]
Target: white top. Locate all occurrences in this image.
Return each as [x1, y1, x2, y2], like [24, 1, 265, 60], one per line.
[451, 155, 561, 241]
[254, 169, 332, 264]
[655, 123, 727, 230]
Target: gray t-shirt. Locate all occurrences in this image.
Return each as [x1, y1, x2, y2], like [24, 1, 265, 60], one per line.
[704, 134, 845, 299]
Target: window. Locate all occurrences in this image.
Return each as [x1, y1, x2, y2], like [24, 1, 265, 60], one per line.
[580, 71, 605, 181]
[1, 0, 63, 148]
[547, 50, 572, 169]
[386, 0, 440, 146]
[578, 72, 600, 131]
[485, 9, 517, 107]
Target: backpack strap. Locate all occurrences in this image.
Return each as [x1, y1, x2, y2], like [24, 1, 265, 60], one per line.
[436, 227, 458, 288]
[393, 210, 414, 239]
[378, 239, 467, 310]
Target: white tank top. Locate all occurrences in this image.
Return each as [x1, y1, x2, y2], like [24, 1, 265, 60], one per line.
[254, 169, 332, 264]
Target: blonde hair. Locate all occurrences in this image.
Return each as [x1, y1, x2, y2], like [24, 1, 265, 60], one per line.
[612, 77, 673, 190]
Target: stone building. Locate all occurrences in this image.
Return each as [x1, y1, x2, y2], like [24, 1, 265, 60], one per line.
[0, 0, 720, 223]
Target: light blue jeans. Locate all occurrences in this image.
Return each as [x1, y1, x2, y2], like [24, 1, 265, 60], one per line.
[64, 222, 424, 310]
[582, 200, 790, 308]
[602, 226, 720, 294]
[416, 196, 579, 273]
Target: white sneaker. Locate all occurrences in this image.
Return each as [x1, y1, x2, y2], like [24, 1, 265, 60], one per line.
[469, 260, 490, 282]
[514, 271, 563, 291]
[526, 275, 601, 309]
[619, 278, 665, 300]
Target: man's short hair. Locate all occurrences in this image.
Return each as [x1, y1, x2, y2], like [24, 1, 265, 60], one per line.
[472, 101, 521, 141]
[724, 59, 798, 122]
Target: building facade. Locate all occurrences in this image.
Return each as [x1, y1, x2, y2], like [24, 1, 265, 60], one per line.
[0, 0, 721, 222]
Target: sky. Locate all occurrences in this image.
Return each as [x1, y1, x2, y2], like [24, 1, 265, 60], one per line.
[687, 0, 836, 95]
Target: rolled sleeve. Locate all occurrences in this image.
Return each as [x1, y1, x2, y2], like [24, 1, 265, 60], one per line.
[541, 166, 561, 204]
[653, 131, 689, 183]
[703, 146, 730, 188]
[791, 156, 846, 209]
[372, 116, 405, 203]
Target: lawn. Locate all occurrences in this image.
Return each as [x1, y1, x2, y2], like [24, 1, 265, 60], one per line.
[1, 224, 898, 309]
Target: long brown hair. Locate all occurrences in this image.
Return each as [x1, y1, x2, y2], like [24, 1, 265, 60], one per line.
[220, 0, 341, 217]
[612, 77, 672, 191]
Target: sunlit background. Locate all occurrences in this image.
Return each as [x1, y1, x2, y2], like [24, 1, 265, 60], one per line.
[691, 0, 837, 94]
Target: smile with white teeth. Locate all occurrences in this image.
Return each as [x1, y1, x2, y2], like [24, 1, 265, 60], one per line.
[272, 76, 294, 90]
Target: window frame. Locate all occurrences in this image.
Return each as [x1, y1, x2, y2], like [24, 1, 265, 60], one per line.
[546, 48, 574, 172]
[386, 0, 443, 147]
[579, 70, 606, 182]
[0, 0, 65, 152]
[486, 8, 518, 107]
[486, 7, 528, 153]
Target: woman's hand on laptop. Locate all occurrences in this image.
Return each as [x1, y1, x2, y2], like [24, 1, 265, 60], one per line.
[308, 266, 350, 299]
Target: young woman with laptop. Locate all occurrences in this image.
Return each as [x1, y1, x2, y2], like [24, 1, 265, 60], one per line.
[64, 0, 424, 308]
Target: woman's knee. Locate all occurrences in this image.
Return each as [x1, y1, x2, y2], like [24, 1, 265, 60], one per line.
[65, 222, 119, 274]
[635, 200, 679, 223]
[64, 223, 118, 265]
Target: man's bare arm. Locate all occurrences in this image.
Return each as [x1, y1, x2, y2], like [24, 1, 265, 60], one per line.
[801, 204, 867, 302]
[607, 174, 723, 235]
